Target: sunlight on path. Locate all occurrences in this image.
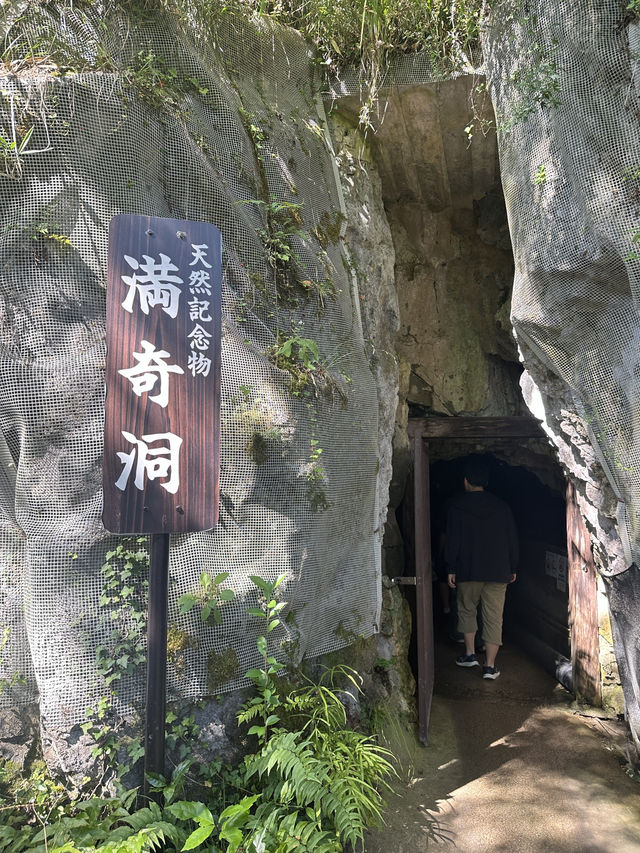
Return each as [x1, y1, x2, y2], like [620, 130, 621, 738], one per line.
[366, 643, 640, 852]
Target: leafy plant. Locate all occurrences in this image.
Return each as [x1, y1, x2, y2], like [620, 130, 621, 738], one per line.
[0, 124, 34, 178]
[178, 571, 235, 627]
[232, 575, 395, 851]
[80, 540, 150, 780]
[625, 228, 640, 262]
[1, 572, 394, 853]
[240, 573, 288, 742]
[237, 195, 309, 302]
[0, 626, 24, 696]
[96, 541, 149, 688]
[274, 334, 319, 369]
[533, 164, 546, 185]
[268, 330, 324, 396]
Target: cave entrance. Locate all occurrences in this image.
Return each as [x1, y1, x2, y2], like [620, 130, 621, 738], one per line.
[402, 416, 601, 743]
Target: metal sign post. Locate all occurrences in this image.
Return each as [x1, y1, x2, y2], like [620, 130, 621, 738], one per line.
[103, 214, 222, 795]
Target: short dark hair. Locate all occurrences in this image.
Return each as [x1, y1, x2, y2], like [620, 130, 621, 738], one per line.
[463, 457, 489, 488]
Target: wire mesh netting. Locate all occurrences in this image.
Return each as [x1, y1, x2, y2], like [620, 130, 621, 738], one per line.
[482, 0, 640, 573]
[0, 5, 381, 725]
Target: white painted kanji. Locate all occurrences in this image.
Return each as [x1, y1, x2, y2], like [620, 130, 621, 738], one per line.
[188, 323, 213, 351]
[121, 253, 183, 317]
[188, 268, 211, 295]
[187, 351, 212, 377]
[187, 297, 212, 323]
[189, 243, 212, 268]
[118, 340, 184, 408]
[115, 431, 183, 494]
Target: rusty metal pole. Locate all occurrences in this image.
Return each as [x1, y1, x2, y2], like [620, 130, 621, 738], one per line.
[143, 532, 170, 799]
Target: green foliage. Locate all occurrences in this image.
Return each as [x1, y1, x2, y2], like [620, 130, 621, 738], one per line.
[80, 540, 150, 779]
[244, 0, 483, 127]
[29, 222, 71, 245]
[532, 164, 546, 185]
[3, 0, 484, 133]
[1, 576, 394, 853]
[503, 55, 560, 130]
[0, 770, 181, 853]
[179, 571, 235, 627]
[236, 193, 311, 305]
[274, 334, 319, 369]
[304, 405, 330, 513]
[626, 228, 640, 262]
[0, 124, 34, 179]
[240, 573, 287, 740]
[268, 330, 323, 396]
[97, 542, 149, 689]
[165, 711, 200, 761]
[0, 627, 24, 696]
[122, 49, 210, 112]
[233, 576, 395, 851]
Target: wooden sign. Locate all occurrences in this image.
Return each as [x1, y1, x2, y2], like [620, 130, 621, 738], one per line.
[103, 214, 221, 534]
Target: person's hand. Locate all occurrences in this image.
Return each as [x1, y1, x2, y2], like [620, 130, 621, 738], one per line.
[447, 573, 456, 589]
[509, 573, 517, 583]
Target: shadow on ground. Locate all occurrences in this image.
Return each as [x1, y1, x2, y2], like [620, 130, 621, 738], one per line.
[366, 637, 640, 852]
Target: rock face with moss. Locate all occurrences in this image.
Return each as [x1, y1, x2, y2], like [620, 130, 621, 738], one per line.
[483, 0, 640, 755]
[0, 3, 388, 773]
[327, 113, 399, 544]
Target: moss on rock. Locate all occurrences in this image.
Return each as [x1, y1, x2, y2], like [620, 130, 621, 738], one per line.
[207, 647, 239, 690]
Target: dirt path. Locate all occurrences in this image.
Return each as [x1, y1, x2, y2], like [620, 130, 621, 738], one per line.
[366, 640, 640, 852]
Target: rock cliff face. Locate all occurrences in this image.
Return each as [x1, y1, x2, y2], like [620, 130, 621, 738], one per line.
[336, 77, 521, 424]
[483, 0, 640, 750]
[332, 77, 530, 586]
[330, 62, 627, 720]
[2, 0, 638, 775]
[0, 5, 387, 776]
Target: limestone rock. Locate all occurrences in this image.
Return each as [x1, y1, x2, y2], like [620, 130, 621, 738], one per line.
[328, 112, 399, 536]
[483, 0, 640, 752]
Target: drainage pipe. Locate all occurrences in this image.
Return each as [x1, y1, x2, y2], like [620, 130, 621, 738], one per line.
[507, 623, 573, 694]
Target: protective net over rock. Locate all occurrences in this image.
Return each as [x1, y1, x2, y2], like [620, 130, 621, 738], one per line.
[482, 0, 640, 753]
[483, 0, 640, 573]
[0, 4, 380, 725]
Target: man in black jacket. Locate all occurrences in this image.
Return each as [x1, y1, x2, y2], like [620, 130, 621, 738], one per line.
[445, 457, 518, 680]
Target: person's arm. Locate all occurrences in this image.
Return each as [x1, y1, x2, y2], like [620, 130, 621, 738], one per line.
[444, 504, 460, 588]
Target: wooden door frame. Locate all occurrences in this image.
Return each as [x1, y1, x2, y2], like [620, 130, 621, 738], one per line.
[406, 416, 548, 743]
[566, 480, 602, 704]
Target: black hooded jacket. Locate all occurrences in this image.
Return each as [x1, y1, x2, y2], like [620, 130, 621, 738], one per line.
[444, 490, 519, 583]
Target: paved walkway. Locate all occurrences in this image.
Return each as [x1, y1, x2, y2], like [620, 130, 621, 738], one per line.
[366, 639, 640, 852]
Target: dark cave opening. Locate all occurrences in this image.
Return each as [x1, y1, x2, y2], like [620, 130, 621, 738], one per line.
[398, 448, 572, 693]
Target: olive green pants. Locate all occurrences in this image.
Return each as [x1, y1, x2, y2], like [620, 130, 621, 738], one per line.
[456, 581, 508, 646]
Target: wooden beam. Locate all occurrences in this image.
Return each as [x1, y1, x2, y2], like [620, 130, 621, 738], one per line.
[409, 416, 545, 440]
[566, 480, 602, 705]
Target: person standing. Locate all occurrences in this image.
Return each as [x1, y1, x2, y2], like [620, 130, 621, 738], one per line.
[445, 457, 518, 680]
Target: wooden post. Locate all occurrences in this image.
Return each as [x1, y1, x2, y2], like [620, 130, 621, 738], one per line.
[143, 532, 170, 798]
[412, 427, 434, 743]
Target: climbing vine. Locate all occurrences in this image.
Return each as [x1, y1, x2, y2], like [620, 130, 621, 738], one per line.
[81, 539, 150, 780]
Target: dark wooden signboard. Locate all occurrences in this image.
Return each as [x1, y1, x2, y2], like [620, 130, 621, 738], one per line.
[103, 214, 221, 534]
